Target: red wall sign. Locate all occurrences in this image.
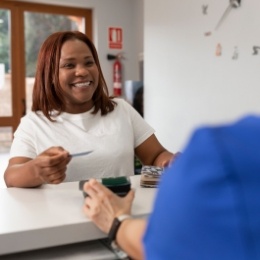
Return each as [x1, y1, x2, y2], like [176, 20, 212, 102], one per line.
[109, 27, 123, 49]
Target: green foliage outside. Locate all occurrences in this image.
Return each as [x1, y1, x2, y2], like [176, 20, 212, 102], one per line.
[25, 12, 74, 77]
[0, 9, 9, 73]
[0, 9, 77, 76]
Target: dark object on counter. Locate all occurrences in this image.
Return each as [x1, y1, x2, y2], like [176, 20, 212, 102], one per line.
[79, 176, 131, 197]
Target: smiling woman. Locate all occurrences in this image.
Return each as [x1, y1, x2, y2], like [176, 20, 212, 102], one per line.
[3, 31, 177, 189]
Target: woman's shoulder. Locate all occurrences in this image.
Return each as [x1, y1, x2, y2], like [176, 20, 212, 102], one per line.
[23, 110, 45, 119]
[113, 97, 132, 110]
[14, 111, 46, 133]
[20, 111, 49, 125]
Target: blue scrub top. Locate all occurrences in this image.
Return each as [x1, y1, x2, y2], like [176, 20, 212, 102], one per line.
[143, 116, 260, 260]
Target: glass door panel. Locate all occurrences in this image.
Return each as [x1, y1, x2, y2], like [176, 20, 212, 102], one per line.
[0, 8, 13, 174]
[0, 126, 12, 153]
[0, 9, 12, 117]
[24, 12, 85, 113]
[0, 126, 11, 188]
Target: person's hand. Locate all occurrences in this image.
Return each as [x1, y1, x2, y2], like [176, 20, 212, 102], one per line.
[33, 146, 71, 184]
[83, 179, 135, 234]
[162, 152, 181, 167]
[159, 151, 181, 168]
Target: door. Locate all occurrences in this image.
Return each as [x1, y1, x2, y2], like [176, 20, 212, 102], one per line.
[0, 1, 92, 153]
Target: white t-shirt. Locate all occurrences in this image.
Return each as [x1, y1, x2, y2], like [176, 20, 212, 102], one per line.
[10, 98, 154, 181]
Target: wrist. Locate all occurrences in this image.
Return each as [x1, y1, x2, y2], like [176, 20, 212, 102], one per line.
[108, 214, 132, 245]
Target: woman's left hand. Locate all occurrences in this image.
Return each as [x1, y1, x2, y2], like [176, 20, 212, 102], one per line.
[156, 151, 181, 167]
[83, 179, 135, 234]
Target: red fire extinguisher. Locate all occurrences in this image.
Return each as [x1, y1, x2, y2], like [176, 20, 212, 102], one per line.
[107, 53, 124, 97]
[113, 58, 122, 96]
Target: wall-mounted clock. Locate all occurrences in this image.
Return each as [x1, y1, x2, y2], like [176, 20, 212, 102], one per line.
[202, 0, 260, 59]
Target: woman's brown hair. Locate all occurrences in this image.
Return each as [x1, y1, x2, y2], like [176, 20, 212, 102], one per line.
[32, 31, 116, 121]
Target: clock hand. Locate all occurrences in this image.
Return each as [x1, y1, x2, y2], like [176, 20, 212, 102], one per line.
[215, 0, 241, 31]
[215, 4, 232, 31]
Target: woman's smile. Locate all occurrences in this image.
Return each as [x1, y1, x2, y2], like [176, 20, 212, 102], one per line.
[71, 81, 92, 88]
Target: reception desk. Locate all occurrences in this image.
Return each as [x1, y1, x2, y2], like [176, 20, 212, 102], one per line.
[0, 175, 156, 257]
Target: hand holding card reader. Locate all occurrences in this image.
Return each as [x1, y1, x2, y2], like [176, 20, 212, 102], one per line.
[79, 176, 131, 197]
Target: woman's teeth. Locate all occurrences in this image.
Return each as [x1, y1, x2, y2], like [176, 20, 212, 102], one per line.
[74, 81, 91, 88]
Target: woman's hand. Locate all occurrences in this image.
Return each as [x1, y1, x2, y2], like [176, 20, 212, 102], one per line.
[135, 134, 181, 168]
[34, 146, 71, 184]
[161, 151, 181, 167]
[83, 179, 135, 234]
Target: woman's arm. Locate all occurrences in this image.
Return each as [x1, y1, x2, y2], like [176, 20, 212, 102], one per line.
[135, 134, 179, 167]
[4, 146, 71, 188]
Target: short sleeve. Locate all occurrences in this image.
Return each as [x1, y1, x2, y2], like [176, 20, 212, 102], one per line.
[118, 98, 155, 148]
[10, 114, 37, 159]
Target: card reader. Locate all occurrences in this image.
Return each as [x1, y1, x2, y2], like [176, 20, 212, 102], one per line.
[79, 176, 131, 197]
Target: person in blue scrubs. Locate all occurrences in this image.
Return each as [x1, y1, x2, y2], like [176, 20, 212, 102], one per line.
[83, 115, 260, 260]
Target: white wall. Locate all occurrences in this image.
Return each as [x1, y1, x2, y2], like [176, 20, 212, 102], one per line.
[144, 0, 260, 151]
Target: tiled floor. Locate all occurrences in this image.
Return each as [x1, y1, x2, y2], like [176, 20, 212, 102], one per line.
[0, 153, 8, 189]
